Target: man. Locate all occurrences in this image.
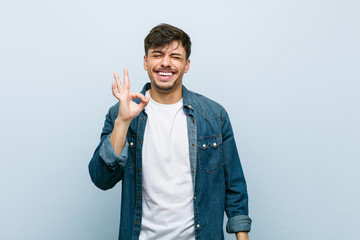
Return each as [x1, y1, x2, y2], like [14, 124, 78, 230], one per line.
[89, 24, 252, 240]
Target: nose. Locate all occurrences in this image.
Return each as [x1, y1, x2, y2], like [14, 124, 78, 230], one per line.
[160, 55, 171, 68]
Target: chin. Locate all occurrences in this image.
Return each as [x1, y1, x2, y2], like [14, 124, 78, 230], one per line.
[153, 81, 176, 91]
[153, 79, 179, 92]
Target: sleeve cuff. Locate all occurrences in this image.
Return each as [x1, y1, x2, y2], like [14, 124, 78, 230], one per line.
[99, 135, 128, 170]
[226, 215, 252, 233]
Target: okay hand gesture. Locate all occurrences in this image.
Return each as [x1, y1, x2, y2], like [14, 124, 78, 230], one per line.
[112, 69, 149, 123]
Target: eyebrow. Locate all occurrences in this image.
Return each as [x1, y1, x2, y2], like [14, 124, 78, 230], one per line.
[170, 53, 183, 57]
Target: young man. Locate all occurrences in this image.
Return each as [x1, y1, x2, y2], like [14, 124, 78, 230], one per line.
[89, 24, 251, 240]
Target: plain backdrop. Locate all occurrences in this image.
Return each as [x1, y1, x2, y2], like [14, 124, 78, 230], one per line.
[0, 0, 359, 239]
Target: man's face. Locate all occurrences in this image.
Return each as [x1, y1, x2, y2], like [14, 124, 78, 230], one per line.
[144, 41, 190, 93]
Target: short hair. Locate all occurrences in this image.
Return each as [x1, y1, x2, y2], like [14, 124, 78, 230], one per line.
[144, 24, 191, 60]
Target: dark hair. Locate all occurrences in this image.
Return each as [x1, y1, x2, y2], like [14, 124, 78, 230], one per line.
[144, 24, 191, 60]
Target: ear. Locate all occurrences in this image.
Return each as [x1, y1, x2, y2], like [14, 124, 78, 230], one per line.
[143, 55, 148, 71]
[184, 58, 190, 73]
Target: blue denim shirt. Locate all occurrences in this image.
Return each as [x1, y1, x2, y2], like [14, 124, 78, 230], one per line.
[89, 83, 251, 240]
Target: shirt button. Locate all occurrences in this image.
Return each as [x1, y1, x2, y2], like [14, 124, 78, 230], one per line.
[202, 144, 206, 148]
[192, 144, 195, 147]
[188, 105, 192, 108]
[138, 140, 142, 144]
[197, 224, 200, 228]
[191, 170, 194, 175]
[213, 143, 217, 147]
[136, 220, 140, 224]
[194, 196, 196, 200]
[137, 193, 141, 197]
[130, 142, 134, 146]
[142, 118, 145, 121]
[137, 168, 141, 172]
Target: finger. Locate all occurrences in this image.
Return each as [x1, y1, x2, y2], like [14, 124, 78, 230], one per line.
[123, 68, 130, 93]
[112, 82, 121, 99]
[138, 98, 150, 109]
[130, 93, 149, 109]
[129, 92, 148, 101]
[113, 72, 123, 93]
[143, 96, 150, 102]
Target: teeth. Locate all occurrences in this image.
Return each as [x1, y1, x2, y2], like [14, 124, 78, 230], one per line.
[158, 72, 173, 76]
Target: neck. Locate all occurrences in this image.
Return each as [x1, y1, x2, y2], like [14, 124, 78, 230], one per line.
[149, 84, 183, 104]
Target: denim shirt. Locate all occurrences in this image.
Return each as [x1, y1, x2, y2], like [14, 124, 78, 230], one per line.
[89, 83, 252, 240]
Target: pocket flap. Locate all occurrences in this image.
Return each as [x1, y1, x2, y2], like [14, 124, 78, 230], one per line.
[197, 136, 222, 150]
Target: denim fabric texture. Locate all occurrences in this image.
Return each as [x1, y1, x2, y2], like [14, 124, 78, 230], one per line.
[89, 83, 252, 240]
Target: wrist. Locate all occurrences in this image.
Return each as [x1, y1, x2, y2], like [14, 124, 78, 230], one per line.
[236, 231, 249, 240]
[114, 118, 131, 128]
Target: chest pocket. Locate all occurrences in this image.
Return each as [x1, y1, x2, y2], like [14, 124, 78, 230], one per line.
[126, 135, 136, 168]
[197, 135, 223, 173]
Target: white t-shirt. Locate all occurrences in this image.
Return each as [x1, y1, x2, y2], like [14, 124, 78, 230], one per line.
[139, 91, 195, 240]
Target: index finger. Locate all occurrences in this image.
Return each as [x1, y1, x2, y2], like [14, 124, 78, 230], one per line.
[130, 92, 149, 102]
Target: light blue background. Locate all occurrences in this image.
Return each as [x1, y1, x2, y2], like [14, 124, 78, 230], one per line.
[1, 0, 359, 239]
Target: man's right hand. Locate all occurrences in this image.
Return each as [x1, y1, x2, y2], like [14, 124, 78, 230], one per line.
[112, 68, 149, 123]
[110, 69, 149, 156]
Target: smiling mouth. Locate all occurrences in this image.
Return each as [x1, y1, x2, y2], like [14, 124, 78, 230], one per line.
[154, 70, 177, 80]
[158, 72, 173, 76]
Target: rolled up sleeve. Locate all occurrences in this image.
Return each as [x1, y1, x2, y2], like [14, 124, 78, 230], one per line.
[226, 214, 252, 233]
[99, 135, 129, 170]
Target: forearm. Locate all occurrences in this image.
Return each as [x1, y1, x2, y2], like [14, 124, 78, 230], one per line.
[89, 69, 148, 190]
[110, 118, 130, 156]
[88, 144, 125, 190]
[89, 111, 129, 190]
[236, 232, 249, 240]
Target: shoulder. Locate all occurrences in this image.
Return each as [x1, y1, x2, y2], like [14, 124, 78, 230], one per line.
[186, 89, 227, 120]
